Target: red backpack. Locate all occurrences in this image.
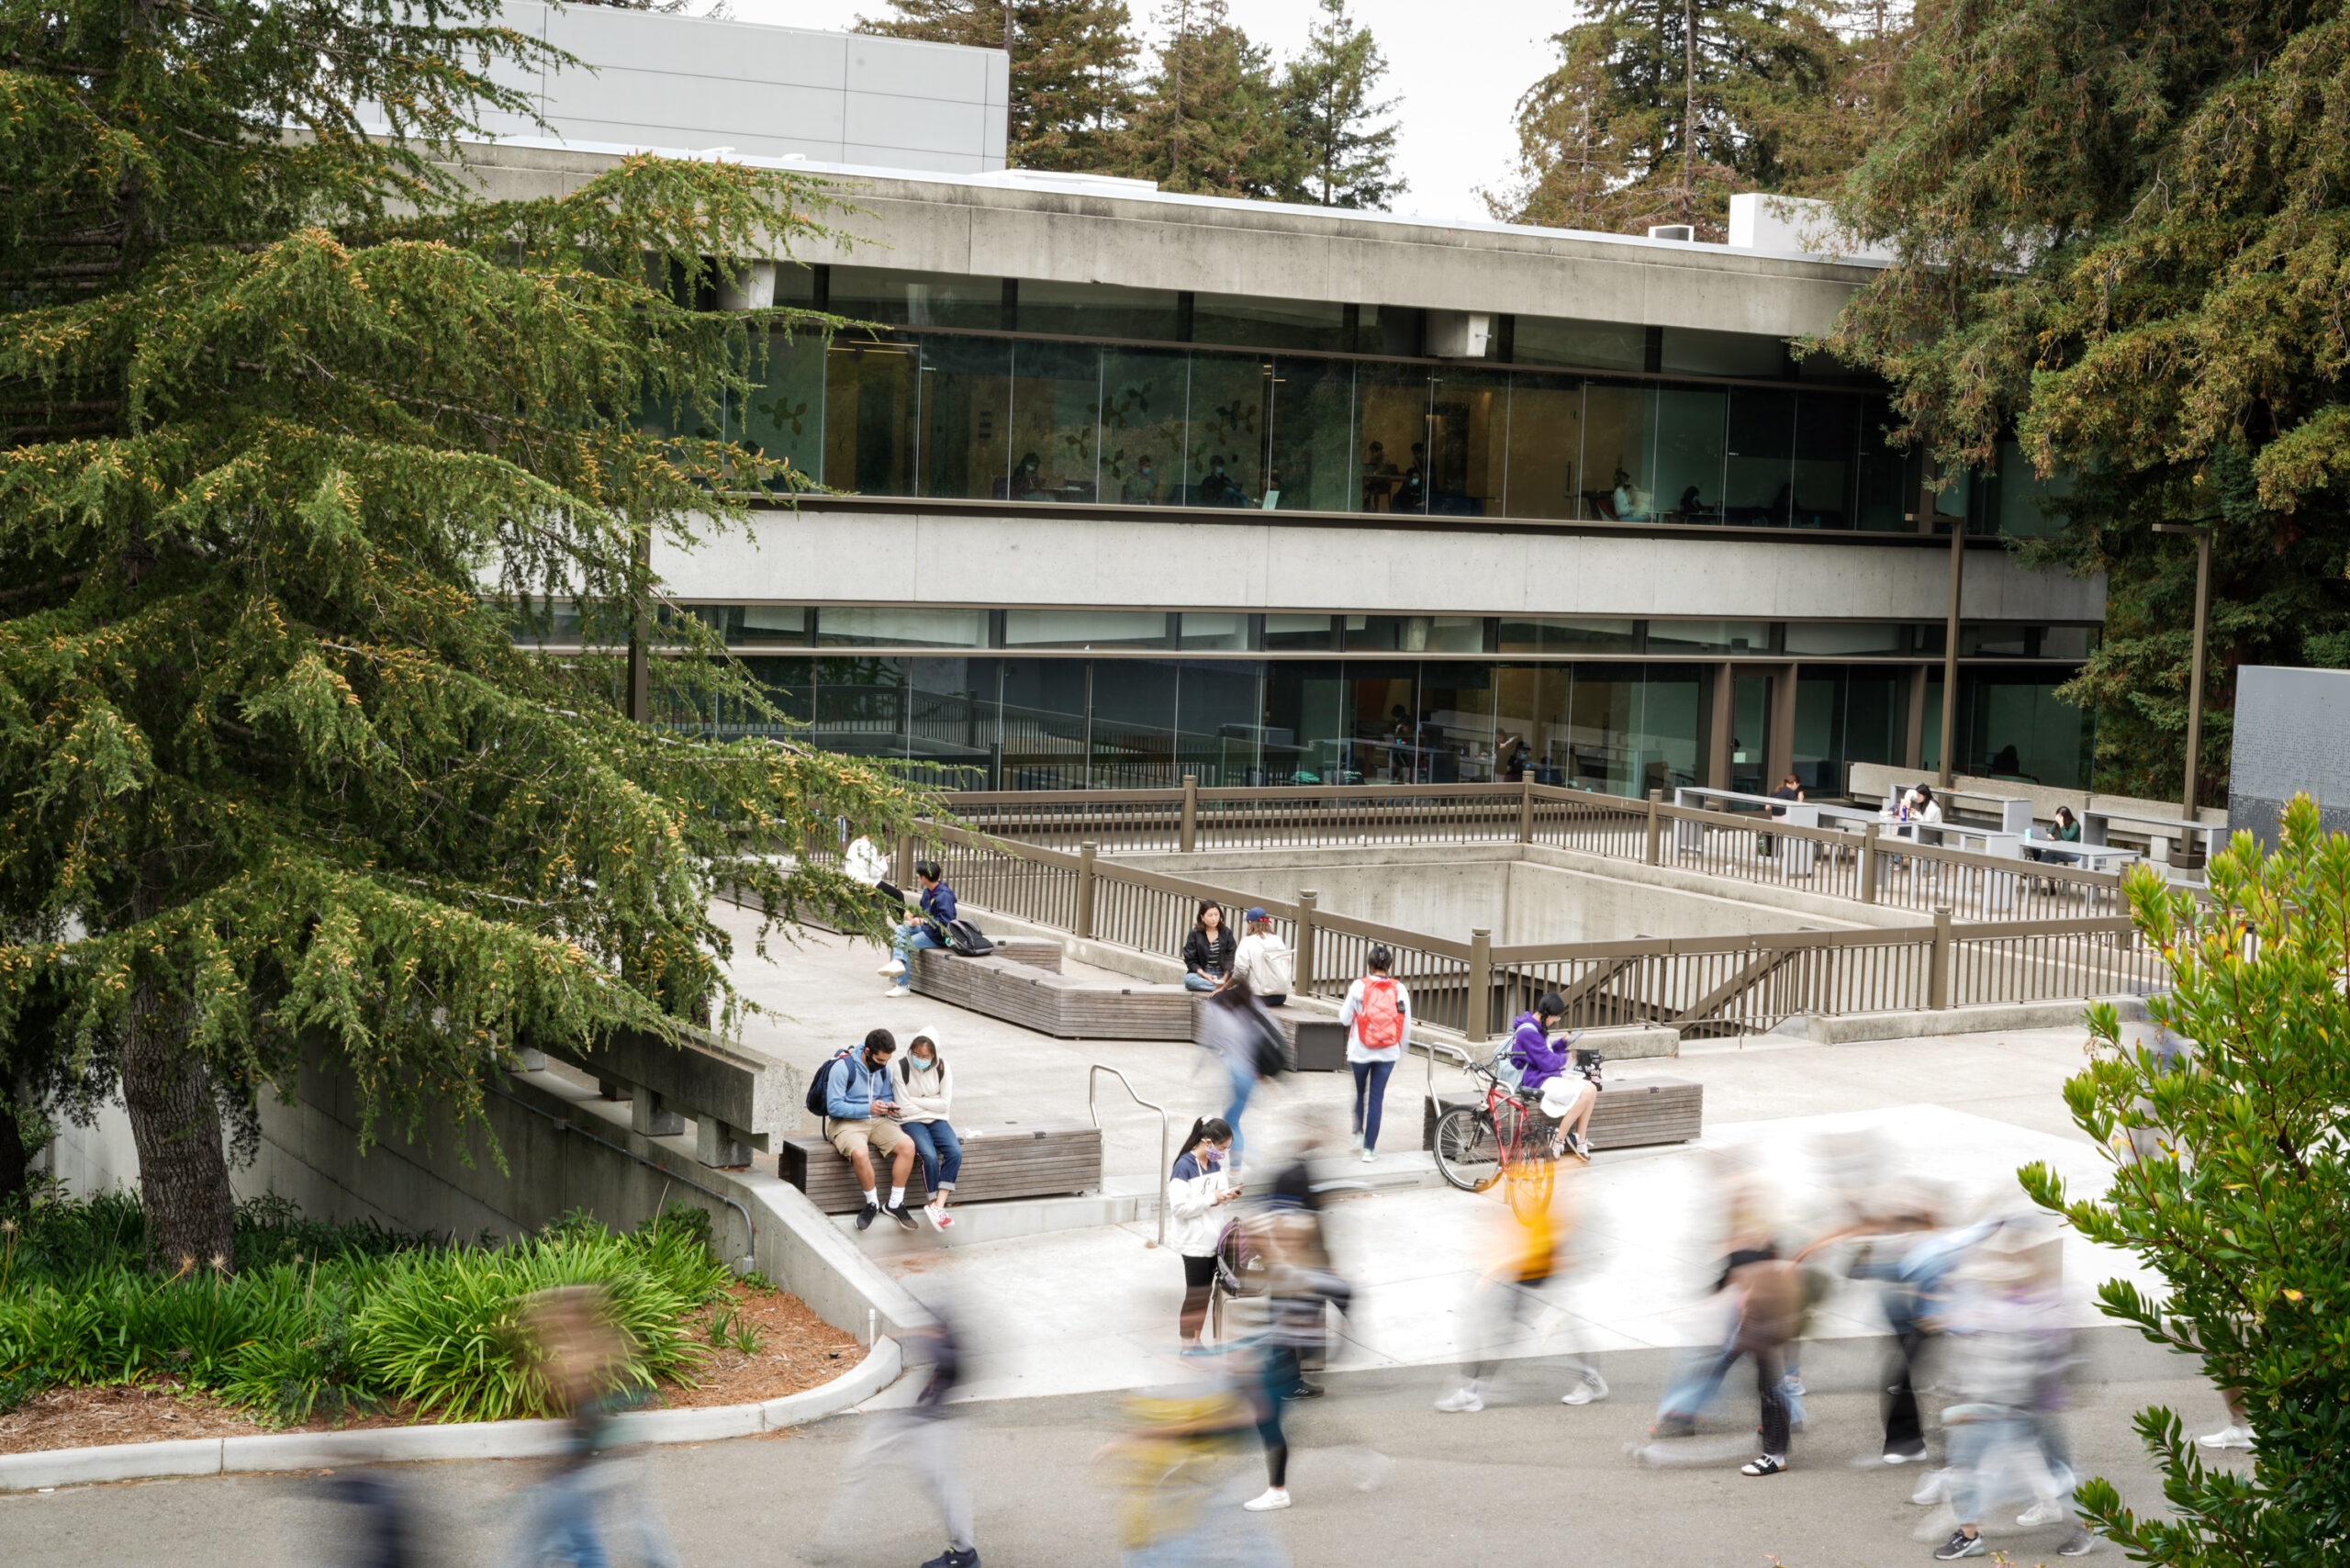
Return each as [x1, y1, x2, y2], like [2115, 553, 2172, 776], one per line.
[1357, 977, 1404, 1050]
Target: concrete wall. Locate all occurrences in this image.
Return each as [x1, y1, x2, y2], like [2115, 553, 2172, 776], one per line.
[464, 6, 1009, 174]
[2229, 665, 2350, 847]
[655, 505, 2106, 625]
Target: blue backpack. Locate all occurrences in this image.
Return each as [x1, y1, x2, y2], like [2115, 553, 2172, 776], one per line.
[804, 1049, 852, 1120]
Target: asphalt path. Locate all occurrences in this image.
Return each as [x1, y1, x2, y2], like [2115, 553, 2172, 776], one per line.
[2, 1360, 2231, 1568]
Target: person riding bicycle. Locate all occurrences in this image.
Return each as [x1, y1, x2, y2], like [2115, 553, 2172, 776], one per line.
[1509, 992, 1598, 1160]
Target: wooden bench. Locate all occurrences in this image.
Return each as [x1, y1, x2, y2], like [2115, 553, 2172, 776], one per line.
[779, 1114, 1103, 1213]
[1189, 1000, 1348, 1071]
[908, 949, 1194, 1040]
[1420, 1077, 1704, 1153]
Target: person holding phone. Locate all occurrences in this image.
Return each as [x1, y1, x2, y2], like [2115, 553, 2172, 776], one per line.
[1167, 1116, 1241, 1347]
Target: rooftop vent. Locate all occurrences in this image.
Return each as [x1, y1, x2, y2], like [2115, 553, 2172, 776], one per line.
[1647, 224, 1696, 241]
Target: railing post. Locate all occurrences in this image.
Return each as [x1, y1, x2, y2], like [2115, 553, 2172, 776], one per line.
[894, 832, 914, 890]
[1859, 822, 1879, 905]
[1468, 927, 1493, 1042]
[1930, 904, 1953, 1010]
[1295, 890, 1318, 1000]
[1644, 789, 1663, 866]
[1517, 778, 1534, 844]
[1180, 774, 1199, 853]
[1076, 841, 1098, 940]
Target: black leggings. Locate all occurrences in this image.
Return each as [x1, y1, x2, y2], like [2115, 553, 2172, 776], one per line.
[1181, 1253, 1216, 1340]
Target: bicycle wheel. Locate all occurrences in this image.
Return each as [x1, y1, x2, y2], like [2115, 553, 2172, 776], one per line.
[1504, 1148, 1555, 1222]
[1433, 1106, 1502, 1192]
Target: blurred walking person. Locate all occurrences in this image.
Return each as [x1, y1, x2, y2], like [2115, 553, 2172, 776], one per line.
[1200, 975, 1285, 1160]
[1436, 1162, 1607, 1413]
[508, 1285, 680, 1568]
[1168, 1117, 1241, 1348]
[1097, 1375, 1285, 1568]
[1240, 1190, 1353, 1511]
[1338, 946, 1410, 1163]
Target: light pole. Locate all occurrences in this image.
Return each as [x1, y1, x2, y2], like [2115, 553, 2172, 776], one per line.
[2153, 521, 2214, 818]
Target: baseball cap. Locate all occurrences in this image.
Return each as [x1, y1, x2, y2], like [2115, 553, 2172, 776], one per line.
[1245, 907, 1269, 923]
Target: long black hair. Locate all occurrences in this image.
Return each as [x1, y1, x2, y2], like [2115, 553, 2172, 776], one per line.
[1175, 1115, 1233, 1171]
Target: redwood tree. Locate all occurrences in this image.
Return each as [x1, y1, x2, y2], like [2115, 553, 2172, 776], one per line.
[0, 0, 927, 1271]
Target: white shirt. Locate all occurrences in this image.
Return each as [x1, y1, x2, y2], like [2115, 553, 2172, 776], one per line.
[844, 835, 890, 885]
[1233, 930, 1294, 996]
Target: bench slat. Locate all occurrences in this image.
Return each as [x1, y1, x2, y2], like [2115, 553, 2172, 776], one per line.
[782, 1117, 1104, 1214]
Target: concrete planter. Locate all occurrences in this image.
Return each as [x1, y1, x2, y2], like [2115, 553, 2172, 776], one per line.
[0, 1336, 901, 1493]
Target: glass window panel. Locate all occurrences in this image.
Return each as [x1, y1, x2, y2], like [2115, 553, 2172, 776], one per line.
[1007, 340, 1101, 502]
[1175, 659, 1265, 785]
[1346, 661, 1421, 783]
[722, 655, 812, 738]
[1264, 614, 1337, 651]
[1962, 624, 2032, 657]
[1793, 667, 1841, 793]
[1260, 660, 1348, 784]
[1180, 613, 1252, 651]
[1647, 620, 1770, 655]
[1356, 363, 1432, 514]
[813, 655, 908, 760]
[731, 605, 813, 647]
[817, 608, 989, 648]
[1638, 665, 1705, 795]
[1659, 327, 1785, 378]
[1090, 658, 1180, 788]
[823, 339, 918, 497]
[1267, 356, 1354, 512]
[1996, 438, 2074, 538]
[1346, 616, 1490, 653]
[733, 330, 826, 487]
[1417, 662, 1498, 782]
[1583, 382, 1657, 520]
[1184, 352, 1269, 507]
[1723, 387, 1796, 524]
[1004, 610, 1171, 648]
[1856, 395, 1909, 531]
[1493, 664, 1575, 785]
[1565, 665, 1643, 795]
[1000, 658, 1087, 789]
[1192, 292, 1352, 352]
[1784, 622, 1905, 655]
[1501, 373, 1583, 521]
[909, 657, 999, 790]
[1512, 316, 1646, 372]
[1496, 617, 1640, 654]
[1843, 667, 1903, 772]
[1015, 279, 1181, 341]
[1428, 367, 1507, 516]
[1730, 672, 1772, 794]
[1957, 670, 2090, 788]
[829, 266, 1002, 329]
[2042, 626, 2093, 659]
[1100, 349, 1189, 505]
[1791, 392, 1859, 530]
[1654, 387, 1729, 521]
[916, 335, 1011, 500]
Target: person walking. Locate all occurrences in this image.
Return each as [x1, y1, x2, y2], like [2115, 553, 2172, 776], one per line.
[895, 1032, 963, 1230]
[1508, 991, 1597, 1160]
[1338, 946, 1410, 1164]
[1199, 976, 1282, 1160]
[882, 861, 957, 996]
[1239, 1204, 1352, 1512]
[1182, 902, 1237, 993]
[1167, 1117, 1241, 1348]
[1435, 1166, 1608, 1414]
[1232, 909, 1293, 1007]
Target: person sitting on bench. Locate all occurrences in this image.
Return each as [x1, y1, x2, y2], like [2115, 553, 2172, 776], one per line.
[828, 1028, 919, 1232]
[895, 1032, 963, 1230]
[882, 861, 957, 997]
[1509, 991, 1597, 1160]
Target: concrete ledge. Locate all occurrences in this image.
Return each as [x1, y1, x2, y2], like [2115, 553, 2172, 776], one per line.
[0, 1338, 902, 1493]
[1769, 993, 2150, 1046]
[1572, 1024, 1681, 1060]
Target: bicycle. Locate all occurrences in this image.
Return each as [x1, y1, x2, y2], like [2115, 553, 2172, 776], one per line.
[1431, 1056, 1556, 1220]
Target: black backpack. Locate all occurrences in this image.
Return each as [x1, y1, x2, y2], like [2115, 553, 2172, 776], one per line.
[943, 916, 994, 957]
[805, 1049, 852, 1120]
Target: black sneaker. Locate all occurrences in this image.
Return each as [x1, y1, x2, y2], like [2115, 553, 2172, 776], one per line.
[921, 1550, 979, 1568]
[1285, 1382, 1326, 1400]
[889, 1203, 919, 1231]
[2058, 1529, 2098, 1557]
[856, 1202, 879, 1232]
[1740, 1454, 1785, 1476]
[1932, 1531, 1986, 1560]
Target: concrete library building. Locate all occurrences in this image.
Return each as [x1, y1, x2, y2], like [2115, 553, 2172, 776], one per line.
[462, 5, 2104, 801]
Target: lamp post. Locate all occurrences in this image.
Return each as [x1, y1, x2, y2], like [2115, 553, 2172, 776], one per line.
[1911, 470, 1968, 788]
[2153, 521, 2215, 819]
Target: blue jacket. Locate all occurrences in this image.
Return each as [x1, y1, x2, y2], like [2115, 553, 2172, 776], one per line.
[1509, 1013, 1569, 1092]
[825, 1052, 897, 1121]
[918, 881, 958, 929]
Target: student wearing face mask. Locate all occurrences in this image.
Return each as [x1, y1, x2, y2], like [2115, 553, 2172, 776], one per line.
[1167, 1117, 1241, 1348]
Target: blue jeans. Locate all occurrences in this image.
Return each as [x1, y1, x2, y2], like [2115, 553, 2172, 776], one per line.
[509, 1464, 608, 1568]
[1183, 971, 1220, 992]
[905, 1120, 963, 1193]
[892, 924, 945, 978]
[1350, 1058, 1395, 1149]
[1222, 1057, 1256, 1160]
[1946, 1414, 2046, 1527]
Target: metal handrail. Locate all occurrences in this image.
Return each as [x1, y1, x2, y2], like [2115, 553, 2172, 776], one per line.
[1087, 1063, 1172, 1249]
[1418, 1038, 1478, 1117]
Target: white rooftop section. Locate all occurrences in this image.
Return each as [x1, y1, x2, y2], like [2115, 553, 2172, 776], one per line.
[1728, 193, 1896, 264]
[474, 2, 1009, 174]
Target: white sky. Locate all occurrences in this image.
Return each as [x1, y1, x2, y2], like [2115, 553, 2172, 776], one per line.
[714, 0, 1565, 223]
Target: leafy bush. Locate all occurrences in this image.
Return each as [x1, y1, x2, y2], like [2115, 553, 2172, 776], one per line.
[0, 1199, 733, 1424]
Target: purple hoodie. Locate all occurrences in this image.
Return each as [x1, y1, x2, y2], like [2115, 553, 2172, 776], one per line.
[1509, 1013, 1569, 1092]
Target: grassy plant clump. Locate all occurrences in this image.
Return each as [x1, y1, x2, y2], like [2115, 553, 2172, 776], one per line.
[0, 1197, 734, 1425]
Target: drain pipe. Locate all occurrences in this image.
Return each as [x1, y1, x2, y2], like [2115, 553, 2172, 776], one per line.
[487, 1083, 759, 1271]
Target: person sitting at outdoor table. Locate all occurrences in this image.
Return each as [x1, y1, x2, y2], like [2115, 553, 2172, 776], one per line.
[1761, 772, 1803, 856]
[1181, 900, 1237, 993]
[2024, 804, 2083, 862]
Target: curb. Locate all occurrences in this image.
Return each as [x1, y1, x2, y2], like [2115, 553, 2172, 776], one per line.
[0, 1336, 901, 1493]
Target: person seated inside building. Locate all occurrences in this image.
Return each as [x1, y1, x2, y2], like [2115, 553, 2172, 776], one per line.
[1121, 454, 1161, 504]
[1362, 440, 1398, 510]
[1393, 442, 1428, 511]
[1198, 454, 1246, 507]
[1012, 451, 1053, 501]
[1611, 467, 1654, 521]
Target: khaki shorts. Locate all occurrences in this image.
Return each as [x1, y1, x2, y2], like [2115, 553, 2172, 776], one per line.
[829, 1116, 911, 1160]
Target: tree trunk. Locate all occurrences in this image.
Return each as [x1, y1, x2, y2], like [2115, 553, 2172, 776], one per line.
[119, 966, 236, 1274]
[0, 1090, 28, 1210]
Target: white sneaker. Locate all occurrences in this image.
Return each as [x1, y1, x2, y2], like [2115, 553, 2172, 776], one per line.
[1360, 1148, 1377, 1164]
[2196, 1424, 2255, 1450]
[877, 958, 904, 976]
[2018, 1500, 2066, 1528]
[1435, 1382, 1484, 1414]
[1348, 1131, 1363, 1153]
[1911, 1469, 1951, 1506]
[1242, 1486, 1291, 1512]
[1562, 1372, 1609, 1406]
[886, 985, 911, 998]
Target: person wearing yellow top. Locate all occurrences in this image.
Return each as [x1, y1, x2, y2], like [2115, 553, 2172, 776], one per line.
[1434, 1170, 1608, 1413]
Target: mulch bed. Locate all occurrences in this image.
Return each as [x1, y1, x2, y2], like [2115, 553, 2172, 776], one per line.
[0, 1280, 867, 1457]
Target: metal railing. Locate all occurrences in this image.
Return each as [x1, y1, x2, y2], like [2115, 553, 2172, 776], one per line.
[1087, 1064, 1171, 1248]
